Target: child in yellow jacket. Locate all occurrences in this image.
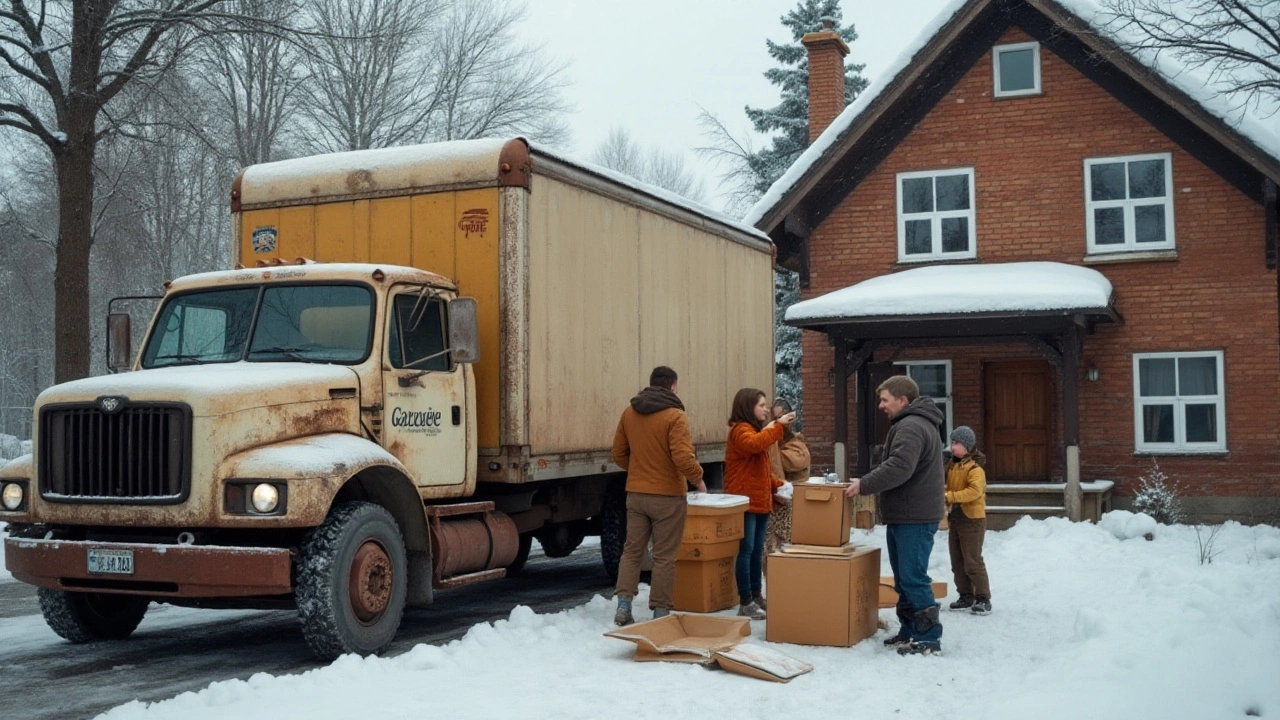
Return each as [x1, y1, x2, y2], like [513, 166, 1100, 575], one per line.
[946, 426, 991, 615]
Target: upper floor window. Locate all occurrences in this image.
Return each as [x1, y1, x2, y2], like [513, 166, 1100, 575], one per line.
[897, 168, 976, 262]
[993, 42, 1041, 97]
[1084, 153, 1175, 253]
[1133, 351, 1225, 453]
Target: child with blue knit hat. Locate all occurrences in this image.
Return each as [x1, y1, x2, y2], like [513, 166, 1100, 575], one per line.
[946, 425, 992, 614]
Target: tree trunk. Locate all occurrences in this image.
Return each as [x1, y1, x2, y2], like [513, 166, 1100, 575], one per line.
[53, 142, 97, 383]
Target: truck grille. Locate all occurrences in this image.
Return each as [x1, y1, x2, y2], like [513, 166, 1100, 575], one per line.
[40, 403, 192, 503]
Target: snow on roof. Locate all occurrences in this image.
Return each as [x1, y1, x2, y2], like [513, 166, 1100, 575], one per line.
[784, 261, 1113, 323]
[745, 0, 1280, 229]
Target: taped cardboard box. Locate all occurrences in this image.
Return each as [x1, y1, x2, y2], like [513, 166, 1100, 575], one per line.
[790, 481, 855, 547]
[878, 577, 948, 608]
[673, 555, 737, 612]
[605, 614, 750, 664]
[765, 546, 879, 647]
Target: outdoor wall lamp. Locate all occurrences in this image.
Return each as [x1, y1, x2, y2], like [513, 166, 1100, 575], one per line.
[1086, 367, 1100, 382]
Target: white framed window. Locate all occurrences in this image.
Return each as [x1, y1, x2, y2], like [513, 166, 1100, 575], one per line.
[896, 360, 953, 445]
[1132, 351, 1225, 453]
[897, 169, 976, 262]
[1085, 153, 1175, 253]
[993, 42, 1041, 97]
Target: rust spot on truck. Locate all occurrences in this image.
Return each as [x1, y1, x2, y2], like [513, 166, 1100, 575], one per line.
[345, 169, 376, 193]
[285, 404, 352, 437]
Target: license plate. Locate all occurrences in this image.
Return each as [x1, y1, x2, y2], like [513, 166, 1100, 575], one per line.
[87, 548, 134, 575]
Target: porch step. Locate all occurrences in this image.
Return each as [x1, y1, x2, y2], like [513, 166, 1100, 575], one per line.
[984, 504, 1066, 531]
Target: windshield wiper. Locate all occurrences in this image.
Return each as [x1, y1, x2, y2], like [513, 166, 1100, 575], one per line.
[249, 346, 310, 360]
[152, 353, 211, 365]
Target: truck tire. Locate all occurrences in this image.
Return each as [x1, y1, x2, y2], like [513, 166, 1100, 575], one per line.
[37, 589, 149, 643]
[599, 478, 626, 582]
[296, 501, 407, 660]
[535, 521, 586, 558]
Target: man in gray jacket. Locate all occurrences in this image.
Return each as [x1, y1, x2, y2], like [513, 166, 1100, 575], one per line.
[846, 375, 945, 655]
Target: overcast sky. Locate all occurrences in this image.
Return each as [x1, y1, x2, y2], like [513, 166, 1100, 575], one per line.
[517, 0, 955, 212]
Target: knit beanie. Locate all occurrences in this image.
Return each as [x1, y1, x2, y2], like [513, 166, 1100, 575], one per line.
[950, 425, 976, 452]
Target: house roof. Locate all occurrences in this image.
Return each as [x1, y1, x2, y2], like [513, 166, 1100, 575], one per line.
[746, 0, 1280, 238]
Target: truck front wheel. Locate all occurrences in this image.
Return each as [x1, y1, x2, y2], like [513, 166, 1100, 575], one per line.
[37, 589, 149, 643]
[296, 501, 407, 660]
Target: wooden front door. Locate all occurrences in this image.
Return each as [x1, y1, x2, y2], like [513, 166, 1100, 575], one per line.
[984, 360, 1052, 482]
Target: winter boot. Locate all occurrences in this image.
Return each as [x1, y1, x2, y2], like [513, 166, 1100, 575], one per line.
[949, 594, 975, 610]
[737, 600, 766, 620]
[883, 600, 912, 648]
[652, 607, 670, 620]
[898, 640, 943, 656]
[614, 596, 634, 627]
[751, 592, 768, 611]
[970, 597, 992, 615]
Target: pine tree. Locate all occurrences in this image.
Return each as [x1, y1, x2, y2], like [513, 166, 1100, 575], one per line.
[744, 0, 869, 195]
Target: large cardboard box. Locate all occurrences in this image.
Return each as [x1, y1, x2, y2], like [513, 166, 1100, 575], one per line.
[765, 546, 879, 647]
[683, 495, 748, 544]
[790, 482, 855, 547]
[605, 614, 751, 664]
[674, 556, 738, 613]
[677, 538, 739, 561]
[878, 577, 948, 608]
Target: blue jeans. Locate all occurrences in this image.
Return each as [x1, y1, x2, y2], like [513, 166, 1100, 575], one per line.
[886, 522, 942, 643]
[735, 511, 769, 603]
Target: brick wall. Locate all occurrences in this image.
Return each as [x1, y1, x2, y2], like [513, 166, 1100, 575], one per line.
[797, 27, 1280, 505]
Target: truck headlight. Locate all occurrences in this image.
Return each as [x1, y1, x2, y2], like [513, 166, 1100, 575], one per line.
[1, 481, 24, 510]
[251, 483, 280, 513]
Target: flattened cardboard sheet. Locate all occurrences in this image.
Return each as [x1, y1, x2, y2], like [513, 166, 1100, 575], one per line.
[714, 644, 813, 683]
[605, 614, 751, 664]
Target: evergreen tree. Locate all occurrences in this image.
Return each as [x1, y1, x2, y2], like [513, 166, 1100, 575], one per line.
[744, 0, 868, 195]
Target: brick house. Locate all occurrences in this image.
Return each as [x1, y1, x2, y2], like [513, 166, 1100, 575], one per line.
[747, 0, 1280, 524]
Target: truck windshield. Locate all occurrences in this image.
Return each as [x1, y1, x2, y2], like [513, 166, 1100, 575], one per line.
[141, 283, 374, 368]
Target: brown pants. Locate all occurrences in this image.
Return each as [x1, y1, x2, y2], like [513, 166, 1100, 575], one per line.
[614, 492, 687, 610]
[948, 510, 991, 599]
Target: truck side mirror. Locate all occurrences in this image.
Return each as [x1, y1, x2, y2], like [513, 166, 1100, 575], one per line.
[448, 297, 480, 364]
[107, 313, 133, 371]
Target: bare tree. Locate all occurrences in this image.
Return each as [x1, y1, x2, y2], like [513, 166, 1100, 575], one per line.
[1102, 0, 1280, 108]
[294, 0, 444, 152]
[591, 126, 707, 203]
[695, 110, 767, 217]
[0, 0, 275, 382]
[196, 0, 303, 165]
[424, 0, 570, 144]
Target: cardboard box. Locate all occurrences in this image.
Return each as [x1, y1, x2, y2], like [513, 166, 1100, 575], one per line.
[765, 546, 879, 647]
[779, 542, 856, 556]
[683, 497, 747, 544]
[605, 613, 751, 664]
[677, 538, 739, 561]
[790, 482, 855, 547]
[673, 556, 738, 612]
[713, 643, 813, 683]
[878, 577, 948, 608]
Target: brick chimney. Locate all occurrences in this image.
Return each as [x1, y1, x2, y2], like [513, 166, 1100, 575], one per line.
[801, 17, 850, 143]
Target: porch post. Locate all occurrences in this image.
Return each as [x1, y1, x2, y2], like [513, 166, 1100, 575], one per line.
[833, 335, 849, 480]
[1062, 325, 1083, 521]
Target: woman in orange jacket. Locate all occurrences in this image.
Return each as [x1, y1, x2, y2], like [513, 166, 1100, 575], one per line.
[725, 387, 795, 619]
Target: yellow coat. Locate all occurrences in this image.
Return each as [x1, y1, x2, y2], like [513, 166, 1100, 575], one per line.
[944, 454, 986, 519]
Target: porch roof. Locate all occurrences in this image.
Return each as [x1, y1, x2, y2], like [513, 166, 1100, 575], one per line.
[785, 261, 1119, 337]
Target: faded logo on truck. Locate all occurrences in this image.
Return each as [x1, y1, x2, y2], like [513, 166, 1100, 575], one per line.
[458, 209, 489, 238]
[391, 406, 443, 437]
[252, 226, 278, 253]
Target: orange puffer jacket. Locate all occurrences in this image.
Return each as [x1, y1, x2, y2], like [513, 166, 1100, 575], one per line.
[725, 421, 785, 513]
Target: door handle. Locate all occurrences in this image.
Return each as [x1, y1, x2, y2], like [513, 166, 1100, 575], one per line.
[452, 405, 461, 426]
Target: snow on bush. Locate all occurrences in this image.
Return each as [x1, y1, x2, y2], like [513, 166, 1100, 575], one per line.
[0, 434, 22, 461]
[1131, 458, 1183, 525]
[1099, 509, 1158, 540]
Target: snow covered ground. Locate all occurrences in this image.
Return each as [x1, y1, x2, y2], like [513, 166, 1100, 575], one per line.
[89, 514, 1280, 720]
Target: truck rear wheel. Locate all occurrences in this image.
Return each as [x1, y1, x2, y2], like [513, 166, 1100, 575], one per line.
[535, 521, 587, 558]
[37, 589, 149, 643]
[506, 533, 533, 576]
[599, 478, 626, 582]
[296, 501, 407, 660]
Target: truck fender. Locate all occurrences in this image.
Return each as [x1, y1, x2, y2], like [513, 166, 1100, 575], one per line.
[0, 453, 33, 479]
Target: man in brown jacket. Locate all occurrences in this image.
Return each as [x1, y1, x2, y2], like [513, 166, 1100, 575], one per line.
[612, 366, 706, 626]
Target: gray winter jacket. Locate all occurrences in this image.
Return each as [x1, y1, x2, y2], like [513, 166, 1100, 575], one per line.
[859, 397, 946, 524]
